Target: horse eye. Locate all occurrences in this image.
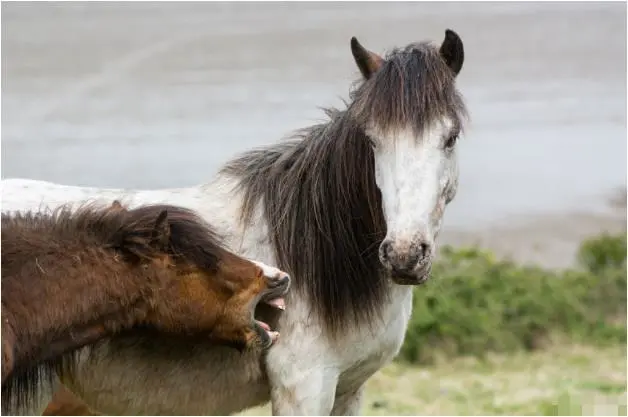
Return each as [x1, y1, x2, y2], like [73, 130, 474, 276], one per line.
[444, 134, 458, 150]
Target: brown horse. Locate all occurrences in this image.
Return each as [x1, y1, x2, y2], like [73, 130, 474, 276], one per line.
[1, 202, 290, 413]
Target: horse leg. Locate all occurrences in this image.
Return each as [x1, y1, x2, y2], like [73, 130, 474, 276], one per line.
[330, 385, 365, 416]
[269, 368, 338, 416]
[266, 334, 339, 416]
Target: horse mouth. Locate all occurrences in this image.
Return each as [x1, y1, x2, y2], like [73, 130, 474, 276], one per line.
[254, 319, 279, 345]
[252, 282, 290, 347]
[391, 264, 432, 285]
[262, 296, 286, 310]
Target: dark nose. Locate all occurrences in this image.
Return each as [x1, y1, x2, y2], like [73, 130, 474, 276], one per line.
[268, 273, 291, 289]
[378, 239, 431, 273]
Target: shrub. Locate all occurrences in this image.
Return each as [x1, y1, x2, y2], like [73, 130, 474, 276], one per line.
[398, 234, 627, 365]
[577, 232, 627, 274]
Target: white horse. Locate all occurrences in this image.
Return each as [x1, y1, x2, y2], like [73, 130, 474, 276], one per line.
[1, 30, 467, 415]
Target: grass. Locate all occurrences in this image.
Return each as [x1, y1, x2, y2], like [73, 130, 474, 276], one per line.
[239, 343, 627, 416]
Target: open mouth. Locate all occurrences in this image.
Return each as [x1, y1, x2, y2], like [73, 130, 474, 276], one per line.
[255, 298, 284, 343]
[252, 285, 289, 346]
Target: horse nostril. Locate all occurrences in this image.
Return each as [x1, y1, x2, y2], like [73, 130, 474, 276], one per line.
[418, 242, 431, 259]
[280, 274, 290, 286]
[270, 274, 290, 288]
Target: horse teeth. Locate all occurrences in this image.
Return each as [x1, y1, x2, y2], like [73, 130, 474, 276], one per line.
[267, 297, 286, 310]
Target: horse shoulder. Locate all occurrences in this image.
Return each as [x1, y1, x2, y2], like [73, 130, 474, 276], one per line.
[265, 294, 341, 415]
[336, 285, 414, 392]
[263, 286, 413, 414]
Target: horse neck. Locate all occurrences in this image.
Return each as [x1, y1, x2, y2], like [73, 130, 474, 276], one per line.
[1, 244, 164, 378]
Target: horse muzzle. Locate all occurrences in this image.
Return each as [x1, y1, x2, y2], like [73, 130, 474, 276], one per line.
[379, 237, 433, 285]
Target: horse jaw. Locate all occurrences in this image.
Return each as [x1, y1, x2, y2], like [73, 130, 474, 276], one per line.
[369, 119, 459, 282]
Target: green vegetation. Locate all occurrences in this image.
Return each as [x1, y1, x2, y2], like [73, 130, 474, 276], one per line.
[400, 233, 627, 364]
[577, 232, 627, 274]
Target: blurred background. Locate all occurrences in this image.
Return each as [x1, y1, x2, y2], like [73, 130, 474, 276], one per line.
[2, 2, 626, 416]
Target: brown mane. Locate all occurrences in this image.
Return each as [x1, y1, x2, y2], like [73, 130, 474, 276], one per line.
[222, 39, 467, 338]
[2, 203, 226, 271]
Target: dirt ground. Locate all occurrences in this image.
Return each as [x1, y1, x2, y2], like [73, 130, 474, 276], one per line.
[440, 188, 626, 269]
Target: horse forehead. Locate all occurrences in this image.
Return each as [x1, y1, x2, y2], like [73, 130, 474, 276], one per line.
[369, 118, 454, 149]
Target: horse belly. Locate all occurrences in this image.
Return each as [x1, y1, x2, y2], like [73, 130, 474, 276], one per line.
[65, 342, 271, 416]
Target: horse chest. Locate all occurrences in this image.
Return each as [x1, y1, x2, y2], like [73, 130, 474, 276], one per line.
[209, 198, 417, 394]
[335, 285, 414, 389]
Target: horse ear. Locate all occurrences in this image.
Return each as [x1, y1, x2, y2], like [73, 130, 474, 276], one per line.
[439, 29, 464, 76]
[151, 210, 170, 250]
[110, 200, 125, 211]
[351, 37, 384, 79]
